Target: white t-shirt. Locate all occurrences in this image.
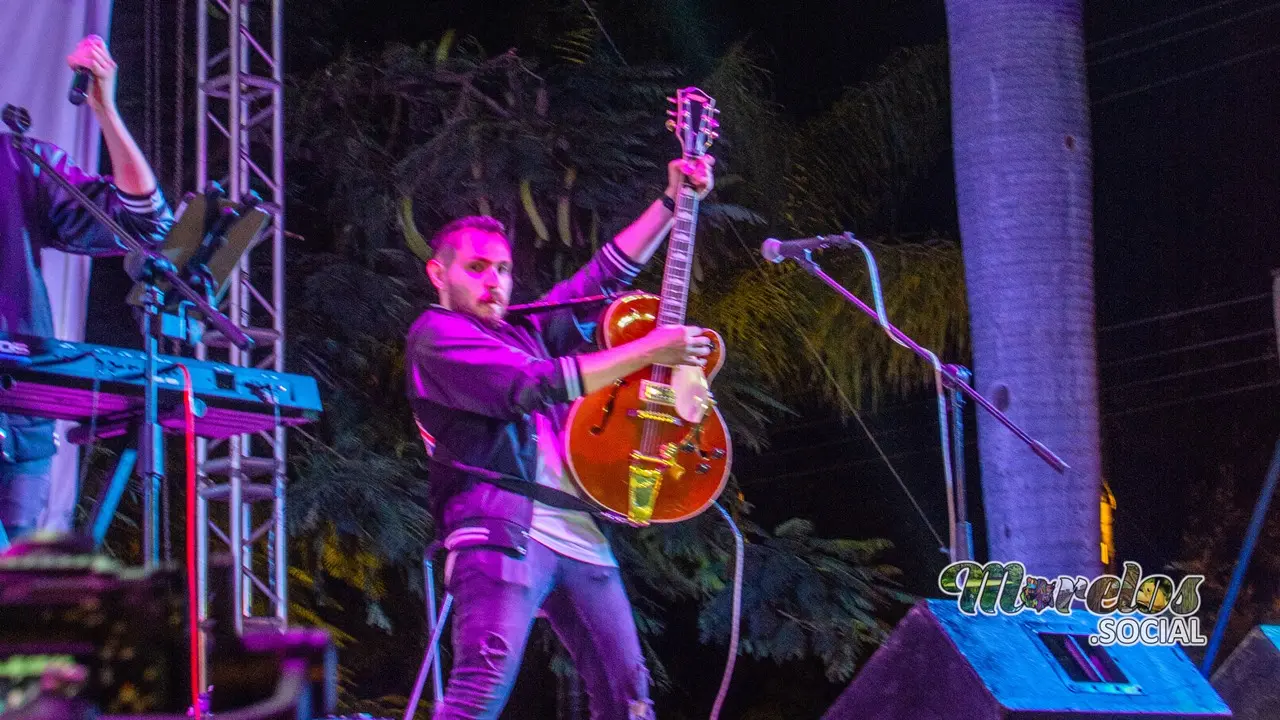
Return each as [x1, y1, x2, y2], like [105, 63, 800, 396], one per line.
[529, 413, 617, 567]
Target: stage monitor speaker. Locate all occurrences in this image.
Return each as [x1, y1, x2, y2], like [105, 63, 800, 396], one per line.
[822, 599, 1230, 720]
[1210, 625, 1280, 719]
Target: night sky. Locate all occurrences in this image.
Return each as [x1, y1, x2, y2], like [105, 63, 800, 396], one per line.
[720, 0, 1280, 592]
[80, 0, 1280, 714]
[1086, 0, 1280, 575]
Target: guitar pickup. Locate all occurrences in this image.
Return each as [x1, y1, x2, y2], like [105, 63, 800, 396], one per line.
[640, 380, 676, 406]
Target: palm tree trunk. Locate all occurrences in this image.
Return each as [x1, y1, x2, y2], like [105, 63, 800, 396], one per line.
[946, 0, 1102, 577]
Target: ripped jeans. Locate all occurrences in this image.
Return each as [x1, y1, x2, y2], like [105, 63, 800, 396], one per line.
[433, 541, 654, 720]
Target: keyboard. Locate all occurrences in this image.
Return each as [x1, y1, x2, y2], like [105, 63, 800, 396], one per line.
[0, 333, 321, 439]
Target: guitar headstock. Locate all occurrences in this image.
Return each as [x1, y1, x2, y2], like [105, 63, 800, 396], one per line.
[666, 87, 718, 160]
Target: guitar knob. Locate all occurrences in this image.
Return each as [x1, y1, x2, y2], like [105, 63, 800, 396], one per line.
[696, 463, 711, 474]
[680, 442, 696, 453]
[710, 448, 726, 460]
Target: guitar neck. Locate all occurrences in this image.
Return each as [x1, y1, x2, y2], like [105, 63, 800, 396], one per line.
[657, 186, 700, 327]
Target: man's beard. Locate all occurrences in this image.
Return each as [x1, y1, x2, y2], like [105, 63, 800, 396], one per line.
[472, 303, 505, 328]
[444, 286, 506, 326]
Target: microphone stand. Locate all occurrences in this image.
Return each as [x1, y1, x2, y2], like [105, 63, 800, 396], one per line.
[779, 232, 1068, 563]
[943, 363, 973, 561]
[4, 105, 254, 568]
[505, 292, 618, 315]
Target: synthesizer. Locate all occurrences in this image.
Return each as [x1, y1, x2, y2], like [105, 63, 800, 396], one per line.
[0, 332, 322, 439]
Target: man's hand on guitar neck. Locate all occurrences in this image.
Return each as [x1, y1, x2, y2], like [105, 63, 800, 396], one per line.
[577, 325, 712, 395]
[613, 155, 716, 266]
[665, 156, 716, 201]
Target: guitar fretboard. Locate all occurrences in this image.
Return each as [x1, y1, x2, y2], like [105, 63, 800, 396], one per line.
[656, 186, 700, 327]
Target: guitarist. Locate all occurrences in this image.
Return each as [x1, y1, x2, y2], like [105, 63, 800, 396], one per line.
[406, 155, 714, 720]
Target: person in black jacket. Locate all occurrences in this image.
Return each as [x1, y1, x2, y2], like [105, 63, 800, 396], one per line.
[0, 35, 173, 543]
[407, 156, 714, 719]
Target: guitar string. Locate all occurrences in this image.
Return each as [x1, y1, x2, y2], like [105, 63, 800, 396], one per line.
[647, 192, 683, 457]
[645, 188, 698, 473]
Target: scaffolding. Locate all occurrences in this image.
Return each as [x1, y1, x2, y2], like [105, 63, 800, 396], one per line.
[194, 0, 287, 685]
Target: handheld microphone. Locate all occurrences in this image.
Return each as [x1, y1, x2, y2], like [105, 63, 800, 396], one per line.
[760, 233, 856, 263]
[69, 68, 91, 106]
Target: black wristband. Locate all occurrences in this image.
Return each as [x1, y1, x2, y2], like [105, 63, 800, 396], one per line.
[660, 194, 676, 212]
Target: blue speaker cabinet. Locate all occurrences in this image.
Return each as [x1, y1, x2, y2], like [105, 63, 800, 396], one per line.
[823, 599, 1231, 719]
[1211, 625, 1280, 719]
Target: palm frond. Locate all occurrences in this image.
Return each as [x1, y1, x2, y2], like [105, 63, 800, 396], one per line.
[698, 518, 912, 682]
[278, 34, 959, 703]
[696, 237, 966, 409]
[785, 44, 950, 236]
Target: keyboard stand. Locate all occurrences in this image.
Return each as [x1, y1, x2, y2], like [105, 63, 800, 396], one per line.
[5, 105, 258, 568]
[86, 446, 138, 548]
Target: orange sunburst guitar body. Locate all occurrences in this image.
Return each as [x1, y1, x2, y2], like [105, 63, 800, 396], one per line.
[564, 87, 731, 525]
[564, 293, 732, 524]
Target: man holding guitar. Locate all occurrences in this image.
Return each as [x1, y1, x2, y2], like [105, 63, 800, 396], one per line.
[406, 151, 714, 719]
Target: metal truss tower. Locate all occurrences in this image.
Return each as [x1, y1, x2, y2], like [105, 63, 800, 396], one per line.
[194, 0, 288, 682]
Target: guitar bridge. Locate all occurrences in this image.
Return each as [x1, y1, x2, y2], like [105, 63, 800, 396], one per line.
[630, 450, 675, 467]
[627, 409, 683, 425]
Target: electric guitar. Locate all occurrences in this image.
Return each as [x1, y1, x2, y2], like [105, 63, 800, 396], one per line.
[563, 87, 732, 525]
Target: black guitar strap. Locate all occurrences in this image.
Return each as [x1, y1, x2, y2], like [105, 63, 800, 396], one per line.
[428, 456, 628, 523]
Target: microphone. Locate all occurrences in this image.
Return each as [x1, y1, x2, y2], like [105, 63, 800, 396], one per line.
[760, 233, 856, 263]
[69, 68, 91, 106]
